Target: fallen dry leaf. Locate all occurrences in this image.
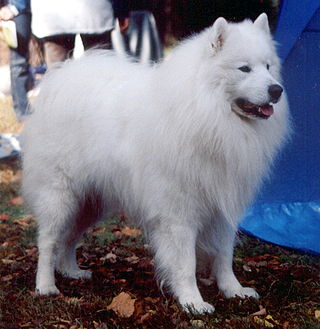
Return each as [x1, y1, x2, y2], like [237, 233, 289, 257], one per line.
[0, 213, 9, 220]
[56, 318, 72, 325]
[91, 227, 106, 235]
[251, 306, 267, 316]
[253, 315, 279, 328]
[247, 260, 268, 267]
[1, 241, 9, 248]
[190, 319, 206, 328]
[107, 292, 136, 318]
[8, 196, 24, 206]
[115, 226, 141, 237]
[243, 264, 252, 272]
[144, 297, 160, 304]
[0, 168, 21, 185]
[315, 310, 320, 319]
[2, 259, 15, 264]
[65, 296, 84, 305]
[1, 274, 14, 282]
[20, 323, 34, 328]
[125, 255, 139, 264]
[26, 247, 38, 257]
[100, 252, 117, 263]
[283, 321, 290, 329]
[21, 214, 35, 223]
[133, 299, 144, 317]
[253, 316, 273, 328]
[28, 290, 38, 297]
[13, 219, 30, 227]
[139, 312, 152, 323]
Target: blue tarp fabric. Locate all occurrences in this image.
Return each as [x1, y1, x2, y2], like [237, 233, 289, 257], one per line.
[240, 1, 320, 254]
[0, 134, 21, 159]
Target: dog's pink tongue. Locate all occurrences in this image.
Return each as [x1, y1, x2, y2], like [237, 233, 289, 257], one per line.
[260, 105, 274, 117]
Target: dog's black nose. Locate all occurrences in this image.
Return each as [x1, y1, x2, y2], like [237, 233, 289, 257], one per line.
[268, 84, 283, 103]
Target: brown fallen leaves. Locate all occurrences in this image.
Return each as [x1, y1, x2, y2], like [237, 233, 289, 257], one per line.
[107, 291, 160, 326]
[249, 306, 280, 328]
[0, 167, 21, 185]
[0, 212, 9, 220]
[107, 292, 136, 318]
[250, 305, 267, 317]
[1, 165, 319, 329]
[114, 226, 142, 238]
[1, 273, 14, 282]
[253, 314, 279, 328]
[8, 196, 24, 206]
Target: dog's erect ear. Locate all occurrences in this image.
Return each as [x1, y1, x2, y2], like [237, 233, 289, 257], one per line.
[210, 17, 228, 52]
[254, 13, 270, 34]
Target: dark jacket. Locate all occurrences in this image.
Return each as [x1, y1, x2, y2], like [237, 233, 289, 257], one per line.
[111, 0, 129, 18]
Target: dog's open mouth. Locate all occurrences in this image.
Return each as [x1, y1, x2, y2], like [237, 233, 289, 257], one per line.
[233, 98, 274, 119]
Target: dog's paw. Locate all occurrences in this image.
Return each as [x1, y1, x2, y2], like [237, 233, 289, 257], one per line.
[35, 284, 60, 296]
[183, 301, 215, 314]
[223, 286, 259, 299]
[61, 269, 92, 280]
[238, 287, 260, 299]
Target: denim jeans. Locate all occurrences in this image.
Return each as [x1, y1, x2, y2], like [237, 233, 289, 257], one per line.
[10, 12, 32, 121]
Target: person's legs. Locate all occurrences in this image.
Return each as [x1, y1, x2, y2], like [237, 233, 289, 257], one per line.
[43, 34, 75, 69]
[10, 12, 32, 121]
[80, 31, 112, 50]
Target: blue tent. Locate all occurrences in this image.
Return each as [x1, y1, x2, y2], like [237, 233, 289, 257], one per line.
[240, 1, 320, 254]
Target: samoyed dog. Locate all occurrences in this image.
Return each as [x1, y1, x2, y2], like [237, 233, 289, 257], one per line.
[22, 13, 288, 313]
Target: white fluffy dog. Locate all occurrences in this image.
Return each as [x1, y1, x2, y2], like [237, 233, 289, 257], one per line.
[22, 13, 289, 313]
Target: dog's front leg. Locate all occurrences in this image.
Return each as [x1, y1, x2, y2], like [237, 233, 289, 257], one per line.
[150, 220, 215, 314]
[209, 220, 259, 299]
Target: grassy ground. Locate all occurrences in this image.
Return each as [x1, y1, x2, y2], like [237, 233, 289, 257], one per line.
[0, 97, 23, 134]
[0, 98, 319, 329]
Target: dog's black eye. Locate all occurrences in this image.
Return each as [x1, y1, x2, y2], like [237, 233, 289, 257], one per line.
[238, 65, 251, 73]
[266, 64, 270, 70]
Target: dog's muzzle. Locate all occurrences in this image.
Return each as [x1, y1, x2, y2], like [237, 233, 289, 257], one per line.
[232, 84, 283, 120]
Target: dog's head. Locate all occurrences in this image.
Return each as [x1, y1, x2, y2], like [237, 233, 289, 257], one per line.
[205, 13, 283, 120]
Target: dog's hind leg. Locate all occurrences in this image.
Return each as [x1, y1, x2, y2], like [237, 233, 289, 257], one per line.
[55, 230, 92, 280]
[34, 186, 79, 295]
[206, 219, 259, 299]
[149, 219, 215, 314]
[56, 193, 104, 279]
